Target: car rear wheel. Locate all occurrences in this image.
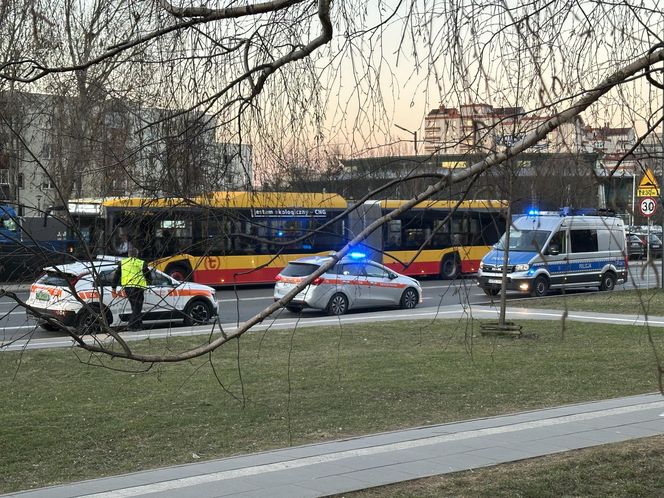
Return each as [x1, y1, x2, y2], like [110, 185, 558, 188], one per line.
[399, 288, 419, 309]
[326, 293, 348, 316]
[76, 307, 111, 335]
[40, 322, 59, 332]
[183, 299, 213, 325]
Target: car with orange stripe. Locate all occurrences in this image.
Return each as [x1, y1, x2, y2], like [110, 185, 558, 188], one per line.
[274, 253, 422, 315]
[26, 257, 217, 333]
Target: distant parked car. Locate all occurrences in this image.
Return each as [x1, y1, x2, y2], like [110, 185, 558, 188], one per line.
[626, 234, 646, 260]
[635, 233, 663, 258]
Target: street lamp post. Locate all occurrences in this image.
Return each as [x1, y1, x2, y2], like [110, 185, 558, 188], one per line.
[394, 124, 418, 155]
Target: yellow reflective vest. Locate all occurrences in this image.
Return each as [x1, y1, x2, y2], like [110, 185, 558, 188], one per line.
[120, 257, 148, 289]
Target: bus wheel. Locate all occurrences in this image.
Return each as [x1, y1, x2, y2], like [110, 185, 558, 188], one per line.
[326, 293, 348, 316]
[167, 264, 190, 282]
[531, 276, 549, 297]
[440, 254, 460, 280]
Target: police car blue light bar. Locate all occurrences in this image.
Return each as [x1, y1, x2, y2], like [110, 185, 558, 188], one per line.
[348, 251, 366, 259]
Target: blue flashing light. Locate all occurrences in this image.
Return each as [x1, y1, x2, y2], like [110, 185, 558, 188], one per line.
[277, 230, 284, 237]
[303, 244, 312, 250]
[527, 208, 540, 216]
[348, 251, 366, 260]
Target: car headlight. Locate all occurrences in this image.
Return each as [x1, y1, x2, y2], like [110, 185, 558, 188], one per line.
[514, 264, 530, 272]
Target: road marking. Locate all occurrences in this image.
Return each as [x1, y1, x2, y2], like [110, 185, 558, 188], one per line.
[81, 400, 664, 498]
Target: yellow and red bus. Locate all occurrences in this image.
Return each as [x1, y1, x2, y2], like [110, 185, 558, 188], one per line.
[100, 191, 348, 285]
[377, 199, 507, 279]
[65, 193, 506, 285]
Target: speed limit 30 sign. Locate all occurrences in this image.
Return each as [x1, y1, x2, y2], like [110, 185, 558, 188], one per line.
[640, 197, 657, 218]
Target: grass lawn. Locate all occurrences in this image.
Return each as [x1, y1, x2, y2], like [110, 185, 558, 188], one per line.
[342, 435, 664, 497]
[512, 288, 664, 316]
[1, 318, 662, 493]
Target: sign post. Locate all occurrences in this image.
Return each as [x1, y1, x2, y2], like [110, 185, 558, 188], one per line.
[637, 169, 661, 288]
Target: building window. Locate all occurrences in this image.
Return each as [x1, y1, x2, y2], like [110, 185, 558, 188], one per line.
[0, 169, 9, 185]
[17, 173, 23, 189]
[42, 177, 55, 190]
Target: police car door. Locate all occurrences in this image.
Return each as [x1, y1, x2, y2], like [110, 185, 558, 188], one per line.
[143, 269, 172, 317]
[364, 262, 397, 306]
[96, 267, 131, 321]
[338, 262, 371, 307]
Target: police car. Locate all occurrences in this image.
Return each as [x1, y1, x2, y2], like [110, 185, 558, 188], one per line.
[26, 257, 218, 333]
[273, 253, 422, 315]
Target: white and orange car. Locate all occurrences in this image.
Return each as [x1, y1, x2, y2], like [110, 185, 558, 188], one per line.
[26, 257, 217, 332]
[273, 253, 422, 315]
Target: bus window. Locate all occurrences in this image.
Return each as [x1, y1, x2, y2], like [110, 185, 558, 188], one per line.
[385, 220, 402, 249]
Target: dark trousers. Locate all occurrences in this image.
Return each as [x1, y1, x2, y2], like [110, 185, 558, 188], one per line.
[125, 287, 145, 330]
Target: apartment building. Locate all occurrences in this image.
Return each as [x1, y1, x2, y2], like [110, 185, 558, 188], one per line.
[0, 91, 253, 216]
[423, 104, 583, 155]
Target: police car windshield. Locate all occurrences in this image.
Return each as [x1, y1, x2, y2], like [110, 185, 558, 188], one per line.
[281, 263, 320, 277]
[495, 229, 551, 252]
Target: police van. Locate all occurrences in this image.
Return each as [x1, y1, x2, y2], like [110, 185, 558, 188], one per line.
[476, 209, 627, 297]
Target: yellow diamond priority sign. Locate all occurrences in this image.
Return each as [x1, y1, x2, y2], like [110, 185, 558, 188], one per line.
[637, 168, 660, 198]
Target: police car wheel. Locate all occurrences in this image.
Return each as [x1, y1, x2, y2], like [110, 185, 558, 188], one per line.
[183, 299, 213, 325]
[531, 276, 549, 298]
[400, 288, 418, 309]
[326, 293, 348, 316]
[599, 272, 616, 291]
[286, 305, 303, 313]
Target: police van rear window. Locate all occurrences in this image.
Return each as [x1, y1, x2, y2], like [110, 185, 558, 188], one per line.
[281, 263, 320, 277]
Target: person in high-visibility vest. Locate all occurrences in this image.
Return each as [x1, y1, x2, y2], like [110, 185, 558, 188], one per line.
[112, 247, 152, 331]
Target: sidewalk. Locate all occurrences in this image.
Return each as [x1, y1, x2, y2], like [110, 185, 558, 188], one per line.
[4, 393, 664, 498]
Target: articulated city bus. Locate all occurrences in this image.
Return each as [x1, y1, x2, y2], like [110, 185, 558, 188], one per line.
[64, 193, 505, 285]
[377, 199, 507, 279]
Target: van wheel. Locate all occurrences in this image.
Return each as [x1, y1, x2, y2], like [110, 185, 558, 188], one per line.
[183, 299, 213, 325]
[483, 288, 500, 297]
[400, 288, 419, 309]
[440, 254, 460, 280]
[530, 276, 549, 298]
[326, 293, 348, 316]
[599, 272, 616, 291]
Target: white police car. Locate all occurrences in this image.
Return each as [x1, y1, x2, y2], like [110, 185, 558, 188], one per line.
[26, 257, 218, 333]
[274, 253, 422, 315]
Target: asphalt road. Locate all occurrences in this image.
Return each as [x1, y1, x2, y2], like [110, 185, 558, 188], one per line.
[0, 261, 660, 346]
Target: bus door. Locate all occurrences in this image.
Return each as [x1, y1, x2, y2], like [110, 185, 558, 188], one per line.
[347, 201, 382, 262]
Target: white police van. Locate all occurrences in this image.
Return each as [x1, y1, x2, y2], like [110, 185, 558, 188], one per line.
[477, 209, 627, 297]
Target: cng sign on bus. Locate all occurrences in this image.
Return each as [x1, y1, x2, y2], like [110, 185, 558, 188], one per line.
[640, 197, 657, 218]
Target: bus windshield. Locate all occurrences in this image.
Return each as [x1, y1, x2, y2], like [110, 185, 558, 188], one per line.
[494, 229, 550, 252]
